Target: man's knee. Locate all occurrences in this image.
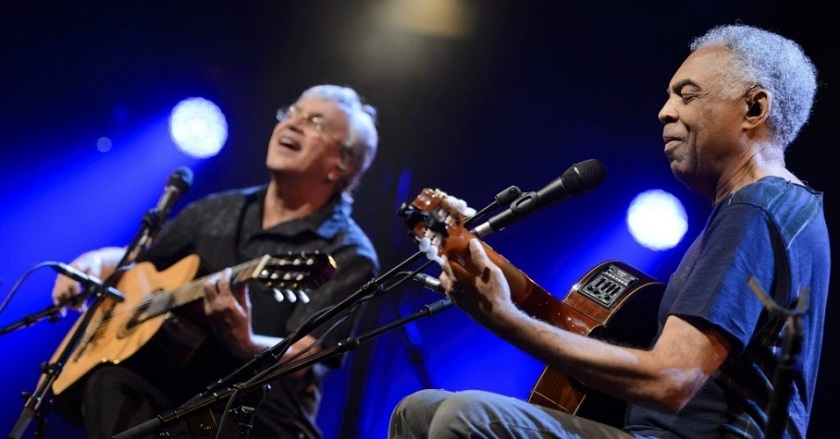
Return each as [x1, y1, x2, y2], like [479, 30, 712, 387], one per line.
[390, 389, 453, 438]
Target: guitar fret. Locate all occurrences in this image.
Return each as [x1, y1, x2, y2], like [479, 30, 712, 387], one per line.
[168, 259, 262, 307]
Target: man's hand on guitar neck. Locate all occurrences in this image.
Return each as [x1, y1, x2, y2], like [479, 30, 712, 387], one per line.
[202, 267, 259, 359]
[440, 238, 524, 329]
[51, 246, 126, 312]
[201, 268, 322, 379]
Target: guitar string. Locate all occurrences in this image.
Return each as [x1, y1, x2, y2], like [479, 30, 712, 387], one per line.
[85, 259, 263, 329]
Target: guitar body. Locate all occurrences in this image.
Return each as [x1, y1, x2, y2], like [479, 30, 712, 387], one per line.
[399, 188, 665, 427]
[527, 261, 664, 427]
[49, 255, 202, 396]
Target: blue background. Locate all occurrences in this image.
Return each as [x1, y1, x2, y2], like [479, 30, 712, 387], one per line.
[1, 1, 836, 438]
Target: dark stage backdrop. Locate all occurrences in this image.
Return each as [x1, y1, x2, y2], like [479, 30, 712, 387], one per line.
[1, 2, 836, 438]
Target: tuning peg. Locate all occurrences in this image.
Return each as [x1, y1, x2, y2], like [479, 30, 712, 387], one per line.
[273, 288, 284, 302]
[418, 238, 442, 265]
[426, 247, 443, 266]
[419, 236, 432, 252]
[444, 194, 476, 217]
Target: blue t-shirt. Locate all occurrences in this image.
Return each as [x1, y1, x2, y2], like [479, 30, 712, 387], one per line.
[624, 177, 829, 438]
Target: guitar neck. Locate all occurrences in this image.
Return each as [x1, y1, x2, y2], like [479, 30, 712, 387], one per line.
[161, 259, 265, 309]
[483, 244, 570, 327]
[443, 226, 567, 327]
[400, 187, 582, 330]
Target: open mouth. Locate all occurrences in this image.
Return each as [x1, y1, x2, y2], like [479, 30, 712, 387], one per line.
[279, 136, 301, 151]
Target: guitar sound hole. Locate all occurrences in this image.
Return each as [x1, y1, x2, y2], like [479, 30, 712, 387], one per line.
[118, 302, 152, 339]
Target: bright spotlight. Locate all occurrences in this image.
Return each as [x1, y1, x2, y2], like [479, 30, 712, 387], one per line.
[169, 97, 228, 158]
[626, 189, 688, 251]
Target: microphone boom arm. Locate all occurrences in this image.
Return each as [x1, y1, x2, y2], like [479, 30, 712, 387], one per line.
[112, 297, 453, 439]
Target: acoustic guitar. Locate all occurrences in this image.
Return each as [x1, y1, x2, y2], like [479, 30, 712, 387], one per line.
[46, 252, 336, 397]
[399, 188, 665, 427]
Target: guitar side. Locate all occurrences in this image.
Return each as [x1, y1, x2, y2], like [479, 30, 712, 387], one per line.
[451, 236, 664, 425]
[527, 261, 665, 427]
[48, 255, 201, 395]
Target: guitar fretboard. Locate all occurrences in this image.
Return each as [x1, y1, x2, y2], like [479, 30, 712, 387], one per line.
[140, 258, 267, 319]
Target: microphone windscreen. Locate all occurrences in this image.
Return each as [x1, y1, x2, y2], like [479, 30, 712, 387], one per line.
[168, 167, 194, 192]
[563, 159, 606, 195]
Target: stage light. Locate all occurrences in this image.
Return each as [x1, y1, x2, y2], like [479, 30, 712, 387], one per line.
[96, 137, 112, 152]
[626, 189, 688, 251]
[169, 97, 228, 158]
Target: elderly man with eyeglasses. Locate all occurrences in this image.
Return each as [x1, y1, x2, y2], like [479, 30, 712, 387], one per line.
[51, 84, 380, 439]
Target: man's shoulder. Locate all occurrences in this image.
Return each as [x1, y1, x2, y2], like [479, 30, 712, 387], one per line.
[331, 209, 379, 269]
[198, 184, 266, 205]
[727, 176, 826, 243]
[729, 176, 821, 211]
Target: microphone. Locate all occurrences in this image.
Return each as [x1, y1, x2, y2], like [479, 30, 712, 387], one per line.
[472, 159, 606, 238]
[412, 273, 445, 293]
[48, 262, 125, 301]
[127, 167, 194, 263]
[155, 167, 194, 219]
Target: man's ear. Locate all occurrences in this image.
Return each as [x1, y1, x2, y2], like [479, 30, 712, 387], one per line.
[745, 88, 770, 121]
[328, 159, 355, 184]
[747, 101, 762, 117]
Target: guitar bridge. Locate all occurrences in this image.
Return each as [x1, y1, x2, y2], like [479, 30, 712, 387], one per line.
[578, 264, 639, 308]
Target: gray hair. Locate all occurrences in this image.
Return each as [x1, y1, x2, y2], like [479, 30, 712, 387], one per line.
[690, 24, 818, 149]
[300, 84, 379, 201]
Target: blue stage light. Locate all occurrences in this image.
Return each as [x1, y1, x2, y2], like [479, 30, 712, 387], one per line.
[626, 189, 688, 251]
[169, 97, 228, 158]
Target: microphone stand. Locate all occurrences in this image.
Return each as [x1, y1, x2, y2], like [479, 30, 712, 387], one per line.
[747, 278, 810, 439]
[101, 241, 434, 439]
[113, 185, 522, 439]
[119, 206, 166, 268]
[8, 199, 173, 439]
[231, 384, 269, 439]
[198, 249, 429, 395]
[112, 297, 453, 439]
[0, 295, 82, 336]
[197, 185, 520, 398]
[7, 274, 126, 439]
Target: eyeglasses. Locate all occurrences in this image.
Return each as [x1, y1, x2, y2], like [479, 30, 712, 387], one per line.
[276, 105, 331, 137]
[276, 104, 354, 161]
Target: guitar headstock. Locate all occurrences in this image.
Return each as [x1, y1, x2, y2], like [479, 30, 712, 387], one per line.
[241, 252, 337, 303]
[397, 188, 477, 265]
